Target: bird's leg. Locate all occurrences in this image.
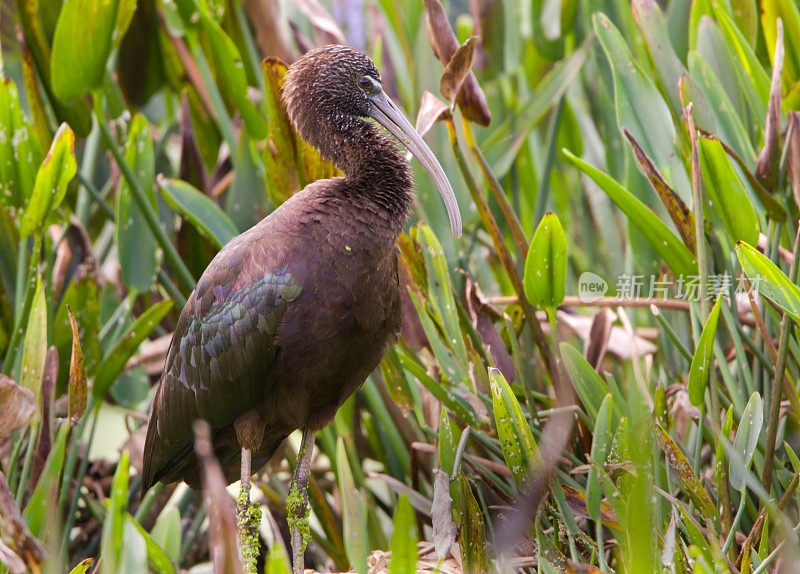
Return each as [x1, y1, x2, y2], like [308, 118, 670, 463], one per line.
[237, 447, 261, 572]
[288, 428, 316, 574]
[235, 410, 266, 573]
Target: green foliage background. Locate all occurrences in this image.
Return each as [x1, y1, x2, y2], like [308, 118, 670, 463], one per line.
[1, 0, 800, 572]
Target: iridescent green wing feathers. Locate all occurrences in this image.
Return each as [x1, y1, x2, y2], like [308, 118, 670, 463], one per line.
[143, 234, 301, 488]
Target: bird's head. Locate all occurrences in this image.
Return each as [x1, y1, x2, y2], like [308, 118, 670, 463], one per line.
[283, 45, 462, 238]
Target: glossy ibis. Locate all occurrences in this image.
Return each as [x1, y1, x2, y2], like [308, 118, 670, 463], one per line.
[142, 45, 461, 570]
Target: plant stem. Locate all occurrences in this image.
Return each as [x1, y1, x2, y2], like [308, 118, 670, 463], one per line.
[461, 119, 528, 257]
[762, 225, 800, 494]
[446, 117, 560, 393]
[93, 94, 196, 295]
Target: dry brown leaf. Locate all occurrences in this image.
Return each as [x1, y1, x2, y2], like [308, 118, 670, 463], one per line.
[431, 469, 457, 560]
[0, 470, 44, 568]
[67, 306, 88, 422]
[465, 276, 516, 381]
[33, 347, 58, 485]
[415, 91, 452, 139]
[440, 37, 477, 105]
[422, 0, 491, 126]
[556, 310, 656, 358]
[789, 112, 800, 210]
[624, 129, 695, 253]
[293, 0, 346, 46]
[757, 18, 784, 190]
[584, 308, 613, 369]
[0, 376, 35, 440]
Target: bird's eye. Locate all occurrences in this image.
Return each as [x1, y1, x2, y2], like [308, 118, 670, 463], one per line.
[358, 77, 373, 93]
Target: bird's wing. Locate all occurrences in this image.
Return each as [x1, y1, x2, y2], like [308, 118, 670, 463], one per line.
[142, 231, 301, 489]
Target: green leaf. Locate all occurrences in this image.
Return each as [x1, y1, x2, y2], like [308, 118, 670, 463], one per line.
[593, 11, 690, 198]
[688, 297, 723, 406]
[489, 367, 540, 487]
[698, 137, 759, 246]
[150, 506, 181, 564]
[19, 123, 77, 237]
[438, 407, 457, 476]
[159, 177, 238, 249]
[389, 494, 418, 574]
[200, 15, 267, 140]
[396, 349, 480, 429]
[23, 422, 68, 537]
[417, 224, 468, 370]
[655, 425, 716, 519]
[729, 392, 763, 492]
[560, 342, 628, 422]
[116, 115, 159, 292]
[127, 514, 176, 574]
[762, 0, 800, 91]
[50, 0, 126, 102]
[68, 559, 94, 574]
[562, 149, 697, 277]
[586, 394, 613, 523]
[118, 519, 148, 574]
[20, 278, 47, 421]
[337, 438, 368, 574]
[101, 450, 130, 574]
[0, 79, 42, 210]
[458, 476, 488, 573]
[736, 241, 800, 323]
[524, 212, 567, 309]
[226, 137, 270, 232]
[92, 299, 174, 401]
[262, 59, 300, 207]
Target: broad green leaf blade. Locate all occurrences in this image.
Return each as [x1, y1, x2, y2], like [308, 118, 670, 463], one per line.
[438, 407, 457, 476]
[91, 299, 174, 401]
[655, 425, 716, 519]
[262, 59, 300, 207]
[0, 79, 42, 209]
[116, 115, 159, 292]
[127, 514, 176, 574]
[23, 423, 68, 537]
[118, 520, 148, 574]
[698, 137, 759, 246]
[688, 297, 723, 406]
[337, 438, 368, 574]
[729, 392, 763, 492]
[19, 123, 77, 237]
[200, 15, 267, 140]
[417, 223, 468, 370]
[150, 506, 181, 564]
[736, 241, 800, 323]
[20, 278, 47, 421]
[562, 149, 697, 277]
[762, 0, 800, 91]
[593, 11, 690, 198]
[101, 450, 130, 574]
[68, 559, 94, 574]
[389, 494, 418, 574]
[489, 367, 540, 487]
[560, 342, 628, 423]
[51, 0, 120, 102]
[459, 476, 488, 573]
[524, 212, 567, 308]
[587, 394, 613, 522]
[159, 177, 238, 249]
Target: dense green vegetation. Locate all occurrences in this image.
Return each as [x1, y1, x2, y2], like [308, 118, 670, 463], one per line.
[1, 0, 800, 571]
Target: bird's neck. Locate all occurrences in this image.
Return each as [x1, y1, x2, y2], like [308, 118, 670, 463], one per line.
[315, 120, 415, 236]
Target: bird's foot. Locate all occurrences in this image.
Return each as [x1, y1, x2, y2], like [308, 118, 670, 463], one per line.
[237, 486, 262, 572]
[287, 481, 311, 574]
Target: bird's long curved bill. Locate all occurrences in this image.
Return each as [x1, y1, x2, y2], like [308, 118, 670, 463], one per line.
[368, 91, 462, 238]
